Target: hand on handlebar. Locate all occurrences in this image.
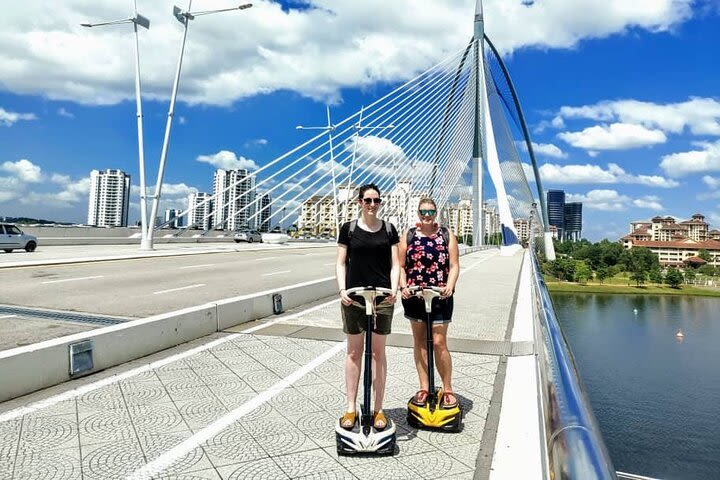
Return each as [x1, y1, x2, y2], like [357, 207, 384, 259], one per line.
[439, 285, 454, 299]
[339, 289, 353, 306]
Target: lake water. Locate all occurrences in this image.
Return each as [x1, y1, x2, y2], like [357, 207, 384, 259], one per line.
[552, 293, 720, 480]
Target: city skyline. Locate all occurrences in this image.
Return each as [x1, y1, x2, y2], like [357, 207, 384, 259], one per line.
[1, 1, 719, 241]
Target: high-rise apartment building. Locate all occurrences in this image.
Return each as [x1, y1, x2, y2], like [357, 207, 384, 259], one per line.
[213, 169, 256, 231]
[257, 193, 271, 232]
[87, 169, 130, 227]
[164, 209, 185, 229]
[187, 192, 213, 230]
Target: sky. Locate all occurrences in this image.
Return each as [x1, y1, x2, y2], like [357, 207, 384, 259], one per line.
[1, 0, 719, 241]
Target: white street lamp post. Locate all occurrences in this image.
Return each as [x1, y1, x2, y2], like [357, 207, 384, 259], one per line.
[145, 2, 252, 249]
[81, 1, 151, 248]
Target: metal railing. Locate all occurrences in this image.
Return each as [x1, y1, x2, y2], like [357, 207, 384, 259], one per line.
[529, 247, 618, 479]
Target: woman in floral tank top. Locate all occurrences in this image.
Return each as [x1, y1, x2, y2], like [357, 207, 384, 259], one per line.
[399, 198, 460, 409]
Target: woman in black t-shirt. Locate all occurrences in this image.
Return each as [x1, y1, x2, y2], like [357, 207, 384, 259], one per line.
[336, 184, 400, 431]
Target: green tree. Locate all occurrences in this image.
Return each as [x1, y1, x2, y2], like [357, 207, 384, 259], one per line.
[665, 268, 683, 288]
[574, 260, 592, 284]
[697, 249, 712, 263]
[684, 269, 696, 285]
[648, 268, 663, 284]
[698, 264, 715, 277]
[629, 269, 647, 286]
[595, 266, 610, 284]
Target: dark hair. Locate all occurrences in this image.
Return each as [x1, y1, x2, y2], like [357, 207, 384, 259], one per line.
[417, 197, 437, 209]
[358, 183, 381, 199]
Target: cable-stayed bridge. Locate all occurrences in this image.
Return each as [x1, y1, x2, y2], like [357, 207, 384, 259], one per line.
[0, 2, 654, 479]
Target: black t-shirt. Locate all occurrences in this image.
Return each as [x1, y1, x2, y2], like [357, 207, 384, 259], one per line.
[337, 220, 399, 289]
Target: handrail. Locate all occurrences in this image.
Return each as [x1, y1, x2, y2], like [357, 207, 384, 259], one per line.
[529, 248, 618, 479]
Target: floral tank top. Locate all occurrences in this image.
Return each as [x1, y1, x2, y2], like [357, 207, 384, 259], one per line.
[405, 229, 449, 287]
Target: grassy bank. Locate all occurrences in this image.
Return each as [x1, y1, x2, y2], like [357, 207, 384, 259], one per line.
[545, 280, 720, 297]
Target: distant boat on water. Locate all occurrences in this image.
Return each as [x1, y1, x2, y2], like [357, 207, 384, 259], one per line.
[676, 329, 685, 338]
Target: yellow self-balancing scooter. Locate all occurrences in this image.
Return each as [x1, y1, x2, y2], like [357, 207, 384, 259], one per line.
[336, 286, 397, 456]
[406, 286, 462, 432]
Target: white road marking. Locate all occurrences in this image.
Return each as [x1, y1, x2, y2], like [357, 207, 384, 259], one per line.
[0, 333, 242, 423]
[323, 262, 336, 266]
[179, 264, 216, 270]
[0, 292, 336, 424]
[261, 270, 291, 276]
[41, 275, 104, 285]
[152, 284, 206, 295]
[0, 315, 17, 319]
[128, 341, 346, 480]
[252, 256, 278, 261]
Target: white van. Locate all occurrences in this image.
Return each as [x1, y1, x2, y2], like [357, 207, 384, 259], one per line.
[0, 223, 38, 253]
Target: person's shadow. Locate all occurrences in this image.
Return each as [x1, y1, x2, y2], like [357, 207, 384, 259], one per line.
[383, 394, 475, 454]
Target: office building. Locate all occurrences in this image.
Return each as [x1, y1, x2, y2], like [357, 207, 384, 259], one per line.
[546, 190, 565, 240]
[213, 169, 256, 231]
[563, 202, 582, 242]
[87, 169, 130, 227]
[187, 192, 213, 230]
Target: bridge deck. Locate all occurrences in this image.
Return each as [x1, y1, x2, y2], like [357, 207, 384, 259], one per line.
[0, 249, 531, 479]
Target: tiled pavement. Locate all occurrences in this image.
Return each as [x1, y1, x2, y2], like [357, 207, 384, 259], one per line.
[0, 249, 525, 479]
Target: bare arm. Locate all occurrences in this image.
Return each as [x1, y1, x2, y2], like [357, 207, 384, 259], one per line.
[399, 229, 412, 299]
[442, 230, 460, 298]
[336, 244, 352, 306]
[387, 243, 400, 303]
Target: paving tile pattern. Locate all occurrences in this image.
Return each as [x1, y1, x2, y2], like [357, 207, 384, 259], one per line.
[0, 250, 523, 479]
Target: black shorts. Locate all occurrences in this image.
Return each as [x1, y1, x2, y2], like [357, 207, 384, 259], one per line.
[341, 300, 394, 335]
[402, 296, 454, 323]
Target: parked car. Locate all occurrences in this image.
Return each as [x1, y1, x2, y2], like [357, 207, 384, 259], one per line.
[234, 229, 263, 243]
[0, 223, 38, 253]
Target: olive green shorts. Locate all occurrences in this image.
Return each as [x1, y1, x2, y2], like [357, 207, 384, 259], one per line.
[341, 300, 394, 335]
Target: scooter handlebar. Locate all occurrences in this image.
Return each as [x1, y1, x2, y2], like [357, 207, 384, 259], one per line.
[406, 286, 443, 313]
[345, 286, 395, 316]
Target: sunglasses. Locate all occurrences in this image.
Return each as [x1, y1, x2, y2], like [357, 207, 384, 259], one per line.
[362, 198, 382, 205]
[418, 209, 436, 216]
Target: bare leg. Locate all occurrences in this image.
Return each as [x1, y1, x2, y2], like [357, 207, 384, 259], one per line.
[432, 323, 454, 397]
[410, 320, 430, 393]
[371, 332, 387, 412]
[344, 333, 364, 413]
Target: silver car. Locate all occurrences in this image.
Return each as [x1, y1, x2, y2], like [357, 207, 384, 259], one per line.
[0, 223, 38, 253]
[234, 229, 263, 243]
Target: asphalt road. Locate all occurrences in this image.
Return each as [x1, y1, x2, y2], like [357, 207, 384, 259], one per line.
[0, 247, 337, 318]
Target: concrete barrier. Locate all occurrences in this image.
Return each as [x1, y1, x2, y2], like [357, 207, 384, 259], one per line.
[0, 276, 336, 403]
[0, 247, 485, 402]
[216, 277, 336, 330]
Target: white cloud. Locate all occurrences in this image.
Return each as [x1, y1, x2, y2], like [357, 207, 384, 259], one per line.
[528, 142, 568, 159]
[660, 140, 720, 177]
[0, 0, 694, 106]
[1, 159, 42, 182]
[57, 107, 74, 118]
[0, 107, 37, 126]
[567, 189, 630, 211]
[196, 150, 259, 170]
[558, 97, 720, 136]
[632, 195, 664, 210]
[244, 138, 269, 148]
[557, 123, 667, 150]
[532, 162, 679, 187]
[702, 175, 720, 189]
[21, 177, 90, 207]
[0, 177, 23, 202]
[567, 190, 666, 212]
